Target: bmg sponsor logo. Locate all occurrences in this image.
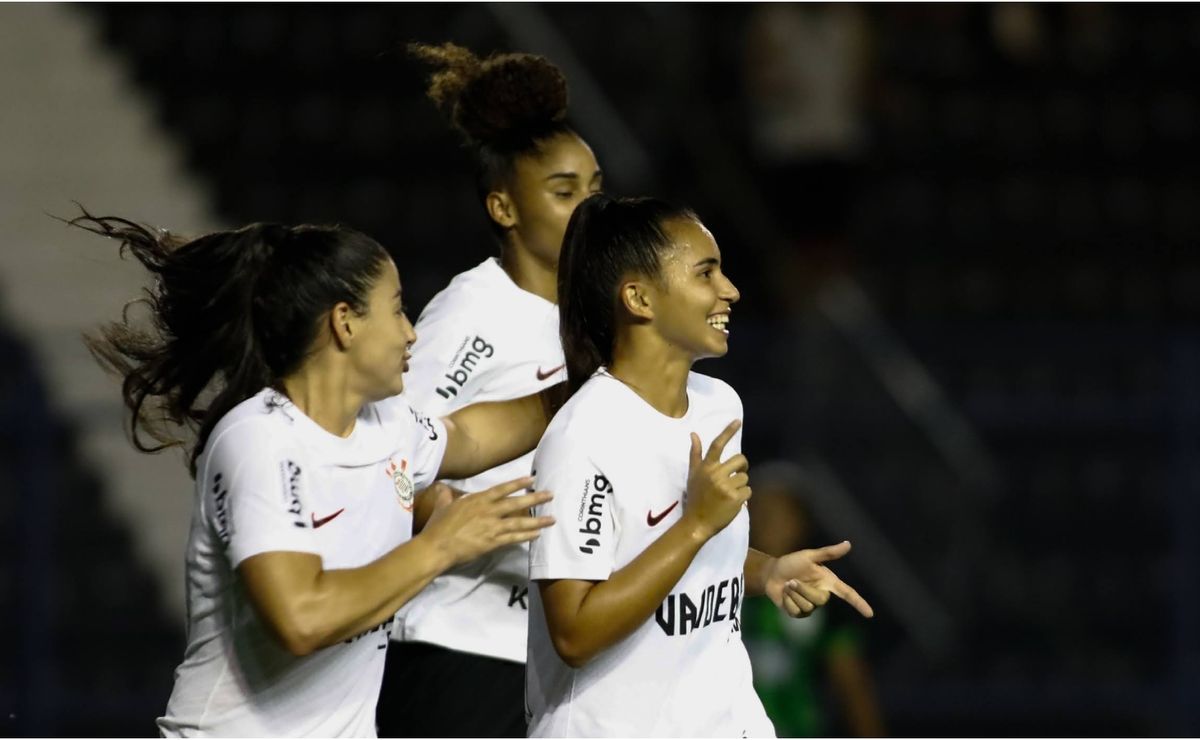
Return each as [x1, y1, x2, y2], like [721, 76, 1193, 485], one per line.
[282, 460, 307, 528]
[212, 472, 232, 546]
[577, 473, 611, 555]
[435, 335, 495, 399]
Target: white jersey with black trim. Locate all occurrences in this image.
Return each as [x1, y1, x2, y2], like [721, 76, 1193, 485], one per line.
[157, 388, 447, 738]
[526, 370, 775, 738]
[393, 257, 565, 663]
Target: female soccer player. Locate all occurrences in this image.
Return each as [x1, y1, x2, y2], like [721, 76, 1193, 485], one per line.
[527, 194, 874, 737]
[74, 213, 559, 737]
[378, 42, 602, 737]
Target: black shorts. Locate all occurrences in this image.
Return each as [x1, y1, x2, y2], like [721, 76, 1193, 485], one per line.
[377, 640, 526, 738]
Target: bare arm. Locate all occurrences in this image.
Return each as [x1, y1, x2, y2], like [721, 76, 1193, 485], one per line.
[239, 536, 451, 655]
[239, 479, 553, 656]
[539, 421, 749, 668]
[538, 518, 712, 668]
[438, 383, 566, 480]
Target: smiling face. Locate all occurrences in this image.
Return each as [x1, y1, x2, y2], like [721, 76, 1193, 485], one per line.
[646, 218, 741, 361]
[345, 257, 417, 401]
[502, 131, 602, 267]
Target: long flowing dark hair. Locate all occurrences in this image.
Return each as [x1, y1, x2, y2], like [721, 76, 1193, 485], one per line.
[72, 209, 389, 475]
[409, 41, 577, 235]
[557, 194, 698, 394]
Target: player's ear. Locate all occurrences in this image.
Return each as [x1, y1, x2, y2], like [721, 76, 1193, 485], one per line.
[486, 190, 517, 229]
[329, 302, 356, 349]
[619, 279, 654, 321]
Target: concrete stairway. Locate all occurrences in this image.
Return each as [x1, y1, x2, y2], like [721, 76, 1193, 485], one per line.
[0, 4, 221, 621]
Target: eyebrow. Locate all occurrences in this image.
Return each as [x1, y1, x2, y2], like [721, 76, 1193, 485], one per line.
[544, 168, 604, 183]
[693, 257, 719, 269]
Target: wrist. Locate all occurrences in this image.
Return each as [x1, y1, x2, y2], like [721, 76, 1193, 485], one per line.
[411, 528, 457, 574]
[675, 511, 716, 544]
[745, 549, 776, 597]
[757, 556, 777, 593]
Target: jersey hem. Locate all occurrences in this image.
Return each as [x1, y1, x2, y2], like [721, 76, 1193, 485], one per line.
[397, 627, 526, 664]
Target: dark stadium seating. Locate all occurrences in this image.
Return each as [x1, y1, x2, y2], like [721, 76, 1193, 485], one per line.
[43, 3, 1198, 735]
[0, 319, 181, 736]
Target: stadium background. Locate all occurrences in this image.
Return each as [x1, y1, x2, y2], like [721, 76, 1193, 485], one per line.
[2, 3, 1197, 736]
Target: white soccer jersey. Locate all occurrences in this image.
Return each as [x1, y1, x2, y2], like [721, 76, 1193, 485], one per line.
[394, 257, 565, 663]
[157, 388, 447, 738]
[526, 371, 775, 738]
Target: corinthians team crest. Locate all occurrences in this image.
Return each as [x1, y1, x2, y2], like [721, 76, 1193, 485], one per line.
[386, 458, 415, 512]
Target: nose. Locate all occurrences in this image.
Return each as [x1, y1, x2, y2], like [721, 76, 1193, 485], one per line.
[403, 314, 417, 348]
[720, 273, 740, 306]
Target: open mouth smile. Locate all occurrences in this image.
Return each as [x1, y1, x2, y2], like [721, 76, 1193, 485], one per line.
[706, 313, 730, 335]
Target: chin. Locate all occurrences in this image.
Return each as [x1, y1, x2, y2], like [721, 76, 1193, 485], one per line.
[693, 345, 728, 363]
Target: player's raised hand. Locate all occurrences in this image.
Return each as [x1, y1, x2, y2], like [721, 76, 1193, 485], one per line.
[681, 419, 751, 540]
[765, 540, 874, 619]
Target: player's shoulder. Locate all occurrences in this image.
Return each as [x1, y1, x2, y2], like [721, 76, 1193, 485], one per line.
[687, 371, 742, 411]
[412, 259, 525, 364]
[417, 258, 507, 323]
[542, 375, 630, 444]
[202, 390, 300, 466]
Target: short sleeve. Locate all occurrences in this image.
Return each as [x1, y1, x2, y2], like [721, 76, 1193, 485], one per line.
[402, 403, 449, 490]
[403, 297, 499, 415]
[373, 394, 449, 489]
[202, 426, 319, 568]
[529, 430, 616, 582]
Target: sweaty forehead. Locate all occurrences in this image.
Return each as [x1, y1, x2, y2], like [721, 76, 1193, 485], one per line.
[662, 218, 719, 263]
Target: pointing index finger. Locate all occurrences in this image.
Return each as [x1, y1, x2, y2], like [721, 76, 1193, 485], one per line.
[704, 419, 742, 463]
[830, 576, 874, 618]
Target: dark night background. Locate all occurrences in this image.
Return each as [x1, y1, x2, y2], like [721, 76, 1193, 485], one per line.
[3, 3, 1198, 736]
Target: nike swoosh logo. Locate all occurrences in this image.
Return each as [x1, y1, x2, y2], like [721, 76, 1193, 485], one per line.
[536, 364, 565, 381]
[311, 508, 345, 529]
[646, 500, 679, 526]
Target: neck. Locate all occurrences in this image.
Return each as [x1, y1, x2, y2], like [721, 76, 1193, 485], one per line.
[500, 242, 558, 304]
[608, 328, 693, 418]
[280, 357, 363, 438]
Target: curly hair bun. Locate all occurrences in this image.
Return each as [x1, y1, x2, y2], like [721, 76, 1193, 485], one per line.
[409, 42, 568, 149]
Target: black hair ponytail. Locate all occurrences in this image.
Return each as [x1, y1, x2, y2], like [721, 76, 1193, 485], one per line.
[72, 209, 389, 475]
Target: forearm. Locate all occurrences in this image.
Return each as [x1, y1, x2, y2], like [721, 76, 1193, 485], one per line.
[309, 535, 454, 645]
[744, 547, 774, 597]
[241, 533, 455, 656]
[544, 519, 709, 667]
[439, 385, 561, 480]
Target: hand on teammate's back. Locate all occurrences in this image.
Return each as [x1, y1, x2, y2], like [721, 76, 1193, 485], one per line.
[421, 476, 555, 566]
[682, 420, 752, 540]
